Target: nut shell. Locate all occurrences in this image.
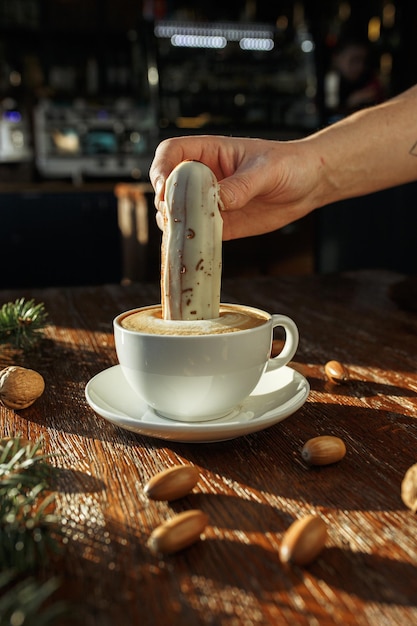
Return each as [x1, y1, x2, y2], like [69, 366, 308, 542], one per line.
[301, 435, 346, 466]
[148, 509, 209, 555]
[0, 366, 45, 409]
[279, 514, 327, 566]
[144, 465, 200, 501]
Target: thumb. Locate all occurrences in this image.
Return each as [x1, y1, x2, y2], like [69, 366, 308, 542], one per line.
[219, 173, 258, 211]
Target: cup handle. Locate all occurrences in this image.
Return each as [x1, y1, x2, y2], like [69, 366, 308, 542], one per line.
[266, 314, 299, 371]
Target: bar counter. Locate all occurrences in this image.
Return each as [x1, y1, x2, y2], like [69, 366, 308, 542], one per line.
[1, 270, 417, 625]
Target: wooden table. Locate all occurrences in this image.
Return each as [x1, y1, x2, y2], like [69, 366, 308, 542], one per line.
[1, 270, 417, 625]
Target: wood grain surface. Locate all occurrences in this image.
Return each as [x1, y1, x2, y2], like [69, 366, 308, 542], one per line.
[1, 270, 417, 625]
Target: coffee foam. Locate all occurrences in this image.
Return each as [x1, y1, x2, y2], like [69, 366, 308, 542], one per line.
[120, 305, 268, 336]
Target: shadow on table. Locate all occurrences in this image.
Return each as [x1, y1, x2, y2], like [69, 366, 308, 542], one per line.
[42, 467, 417, 624]
[51, 466, 106, 494]
[304, 370, 417, 399]
[159, 401, 417, 514]
[315, 546, 417, 607]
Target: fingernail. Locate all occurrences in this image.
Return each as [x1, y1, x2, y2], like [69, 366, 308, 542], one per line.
[155, 177, 164, 197]
[220, 185, 236, 208]
[156, 209, 165, 231]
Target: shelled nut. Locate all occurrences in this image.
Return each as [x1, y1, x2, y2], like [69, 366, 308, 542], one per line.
[301, 435, 346, 466]
[144, 464, 200, 501]
[401, 463, 417, 513]
[279, 514, 328, 566]
[148, 509, 209, 555]
[324, 360, 349, 384]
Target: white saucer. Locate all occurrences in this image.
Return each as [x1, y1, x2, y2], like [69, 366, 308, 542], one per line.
[85, 365, 309, 443]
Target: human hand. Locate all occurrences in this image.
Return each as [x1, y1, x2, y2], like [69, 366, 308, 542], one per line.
[149, 135, 320, 240]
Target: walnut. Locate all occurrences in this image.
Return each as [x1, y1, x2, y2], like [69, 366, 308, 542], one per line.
[0, 366, 45, 409]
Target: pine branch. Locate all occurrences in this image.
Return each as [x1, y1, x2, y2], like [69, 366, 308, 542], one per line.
[0, 437, 61, 572]
[0, 436, 70, 625]
[0, 298, 49, 349]
[0, 571, 68, 626]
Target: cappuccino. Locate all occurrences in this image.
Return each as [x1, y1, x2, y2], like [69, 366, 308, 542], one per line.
[114, 303, 299, 421]
[120, 304, 268, 336]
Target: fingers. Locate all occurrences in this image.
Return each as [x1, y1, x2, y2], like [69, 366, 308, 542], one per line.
[155, 203, 165, 231]
[150, 137, 199, 230]
[149, 140, 182, 211]
[219, 176, 253, 211]
[149, 135, 271, 235]
[149, 136, 203, 196]
[221, 209, 271, 240]
[219, 160, 269, 213]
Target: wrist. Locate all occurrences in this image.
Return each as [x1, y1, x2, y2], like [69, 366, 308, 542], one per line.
[290, 135, 340, 211]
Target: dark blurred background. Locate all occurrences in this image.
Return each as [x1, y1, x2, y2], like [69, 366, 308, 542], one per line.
[0, 0, 416, 288]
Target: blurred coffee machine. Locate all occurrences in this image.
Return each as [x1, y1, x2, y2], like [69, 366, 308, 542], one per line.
[0, 98, 32, 163]
[33, 97, 156, 182]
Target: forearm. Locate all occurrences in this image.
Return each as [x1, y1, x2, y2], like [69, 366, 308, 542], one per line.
[306, 85, 417, 207]
[149, 86, 417, 240]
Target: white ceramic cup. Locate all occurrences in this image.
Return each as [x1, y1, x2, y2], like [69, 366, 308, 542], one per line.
[113, 303, 299, 422]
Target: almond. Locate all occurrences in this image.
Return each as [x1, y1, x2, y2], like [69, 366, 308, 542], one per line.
[401, 463, 417, 513]
[279, 514, 327, 566]
[301, 435, 346, 466]
[148, 509, 209, 555]
[324, 360, 348, 384]
[144, 464, 200, 501]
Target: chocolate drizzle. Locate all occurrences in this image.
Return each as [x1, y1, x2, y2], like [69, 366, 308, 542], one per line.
[161, 161, 222, 321]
